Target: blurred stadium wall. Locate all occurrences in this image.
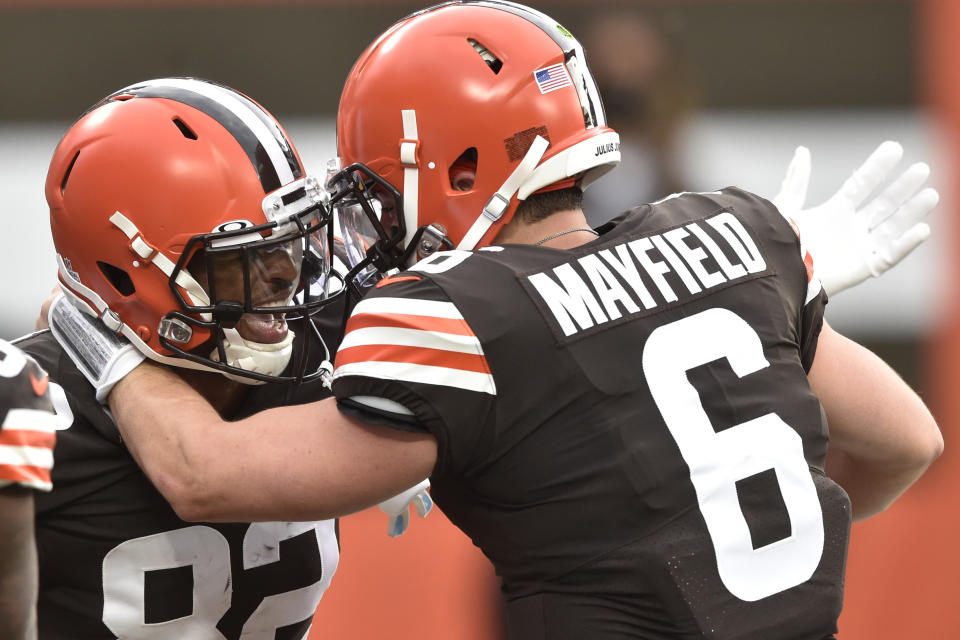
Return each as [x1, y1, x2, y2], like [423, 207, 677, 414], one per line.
[0, 1, 954, 638]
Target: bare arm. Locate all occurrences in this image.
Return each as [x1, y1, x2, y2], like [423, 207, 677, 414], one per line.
[109, 362, 438, 522]
[0, 487, 37, 640]
[809, 320, 942, 521]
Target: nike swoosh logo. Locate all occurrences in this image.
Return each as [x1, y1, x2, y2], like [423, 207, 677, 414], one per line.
[30, 371, 49, 397]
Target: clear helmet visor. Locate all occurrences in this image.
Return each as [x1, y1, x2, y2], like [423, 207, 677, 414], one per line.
[337, 198, 382, 288]
[304, 224, 333, 300]
[206, 238, 302, 308]
[325, 159, 404, 289]
[204, 217, 333, 312]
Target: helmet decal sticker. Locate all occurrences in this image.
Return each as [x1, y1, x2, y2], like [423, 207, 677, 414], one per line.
[504, 126, 551, 162]
[533, 63, 572, 94]
[214, 220, 254, 233]
[62, 258, 81, 284]
[555, 23, 575, 39]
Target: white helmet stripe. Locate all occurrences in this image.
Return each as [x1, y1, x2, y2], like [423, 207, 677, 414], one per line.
[113, 78, 299, 192]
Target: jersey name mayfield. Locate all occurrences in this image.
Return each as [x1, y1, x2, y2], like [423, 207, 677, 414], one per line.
[525, 210, 769, 340]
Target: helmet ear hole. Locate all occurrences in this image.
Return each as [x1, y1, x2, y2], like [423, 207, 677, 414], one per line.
[97, 261, 135, 296]
[449, 148, 478, 192]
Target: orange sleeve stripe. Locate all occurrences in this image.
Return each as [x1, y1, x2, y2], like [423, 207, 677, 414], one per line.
[786, 215, 815, 282]
[336, 344, 490, 374]
[0, 463, 51, 487]
[346, 312, 475, 337]
[804, 251, 815, 283]
[0, 428, 56, 450]
[787, 217, 801, 238]
[376, 275, 422, 288]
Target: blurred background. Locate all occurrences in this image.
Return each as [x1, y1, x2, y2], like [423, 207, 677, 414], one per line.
[2, 0, 957, 637]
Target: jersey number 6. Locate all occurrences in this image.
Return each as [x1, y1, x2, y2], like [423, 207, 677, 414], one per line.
[642, 307, 825, 601]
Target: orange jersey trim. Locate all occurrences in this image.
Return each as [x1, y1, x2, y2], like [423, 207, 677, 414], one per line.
[336, 344, 490, 374]
[0, 427, 56, 450]
[376, 275, 423, 288]
[803, 250, 815, 283]
[29, 371, 50, 397]
[0, 463, 51, 487]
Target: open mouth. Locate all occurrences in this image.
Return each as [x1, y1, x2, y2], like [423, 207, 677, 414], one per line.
[236, 310, 289, 344]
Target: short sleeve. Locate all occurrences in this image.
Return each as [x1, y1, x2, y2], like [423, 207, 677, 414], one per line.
[330, 275, 496, 476]
[0, 341, 57, 491]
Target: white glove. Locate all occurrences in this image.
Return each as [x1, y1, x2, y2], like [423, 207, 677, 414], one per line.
[378, 479, 433, 537]
[772, 140, 938, 297]
[47, 294, 145, 404]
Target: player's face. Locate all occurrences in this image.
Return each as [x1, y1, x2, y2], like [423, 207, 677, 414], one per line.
[196, 240, 302, 344]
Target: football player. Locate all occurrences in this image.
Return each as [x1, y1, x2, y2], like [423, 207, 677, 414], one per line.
[19, 77, 429, 639]
[0, 339, 57, 640]
[70, 3, 943, 639]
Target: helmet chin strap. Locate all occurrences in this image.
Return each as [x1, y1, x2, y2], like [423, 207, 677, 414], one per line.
[458, 135, 550, 251]
[212, 327, 295, 385]
[399, 111, 550, 255]
[400, 109, 421, 256]
[109, 212, 211, 312]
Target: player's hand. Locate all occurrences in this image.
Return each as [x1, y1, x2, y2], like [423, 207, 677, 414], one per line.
[35, 284, 64, 331]
[772, 141, 938, 297]
[47, 294, 145, 404]
[378, 479, 433, 537]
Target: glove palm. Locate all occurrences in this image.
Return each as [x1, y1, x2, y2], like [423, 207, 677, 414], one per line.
[772, 141, 937, 297]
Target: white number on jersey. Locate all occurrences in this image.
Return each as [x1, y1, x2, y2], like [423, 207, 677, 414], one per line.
[102, 521, 338, 638]
[642, 307, 824, 601]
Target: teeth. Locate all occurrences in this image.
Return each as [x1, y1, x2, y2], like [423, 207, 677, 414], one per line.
[261, 298, 294, 309]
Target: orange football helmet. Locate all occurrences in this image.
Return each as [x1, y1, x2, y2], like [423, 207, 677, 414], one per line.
[330, 0, 620, 286]
[46, 78, 337, 383]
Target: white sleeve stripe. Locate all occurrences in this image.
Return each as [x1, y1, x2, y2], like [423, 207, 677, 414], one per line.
[2, 409, 59, 434]
[0, 478, 52, 492]
[352, 297, 464, 320]
[333, 361, 496, 395]
[349, 396, 415, 416]
[0, 445, 54, 469]
[339, 327, 484, 355]
[805, 277, 823, 305]
[791, 217, 822, 305]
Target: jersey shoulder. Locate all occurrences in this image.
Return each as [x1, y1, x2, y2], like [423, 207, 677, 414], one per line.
[15, 329, 121, 459]
[632, 188, 795, 242]
[333, 270, 495, 396]
[649, 188, 819, 300]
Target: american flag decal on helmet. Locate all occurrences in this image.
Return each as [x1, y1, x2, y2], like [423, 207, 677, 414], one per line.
[534, 63, 572, 94]
[333, 297, 496, 395]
